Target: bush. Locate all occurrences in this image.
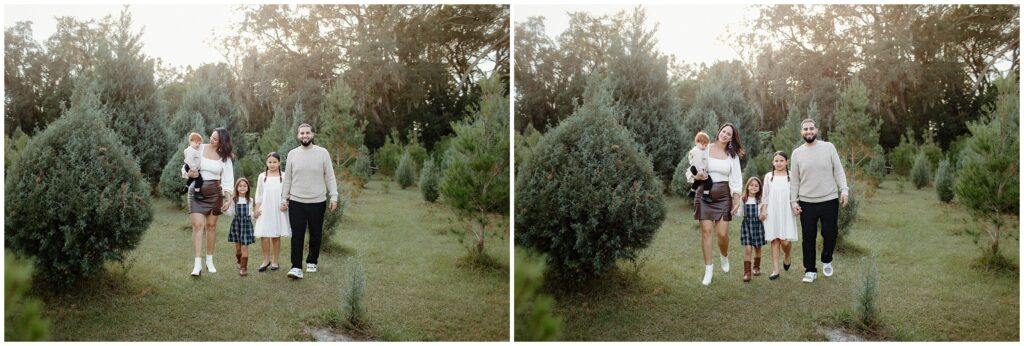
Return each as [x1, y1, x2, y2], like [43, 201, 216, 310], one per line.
[419, 158, 440, 202]
[322, 192, 349, 252]
[341, 257, 367, 329]
[670, 159, 692, 197]
[372, 129, 403, 177]
[934, 158, 955, 203]
[864, 148, 887, 186]
[853, 256, 881, 329]
[157, 146, 189, 209]
[4, 97, 153, 290]
[514, 247, 562, 341]
[349, 145, 372, 189]
[837, 187, 861, 248]
[910, 151, 931, 189]
[395, 150, 417, 189]
[405, 137, 428, 170]
[5, 251, 49, 341]
[515, 84, 665, 285]
[888, 130, 918, 176]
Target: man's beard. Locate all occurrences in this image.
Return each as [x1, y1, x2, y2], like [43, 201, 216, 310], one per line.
[803, 134, 816, 143]
[300, 138, 313, 146]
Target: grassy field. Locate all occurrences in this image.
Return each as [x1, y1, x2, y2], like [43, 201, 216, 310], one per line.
[549, 179, 1019, 341]
[38, 177, 509, 341]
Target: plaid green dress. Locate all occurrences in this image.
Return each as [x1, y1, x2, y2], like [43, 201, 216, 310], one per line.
[228, 198, 255, 245]
[739, 198, 766, 247]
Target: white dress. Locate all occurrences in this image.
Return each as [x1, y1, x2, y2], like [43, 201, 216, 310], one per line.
[254, 172, 292, 238]
[763, 172, 799, 242]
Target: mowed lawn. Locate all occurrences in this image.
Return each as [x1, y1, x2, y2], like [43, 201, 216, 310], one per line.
[40, 177, 509, 341]
[551, 179, 1018, 341]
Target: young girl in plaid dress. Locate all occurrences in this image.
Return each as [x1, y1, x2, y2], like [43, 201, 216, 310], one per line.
[228, 178, 255, 276]
[739, 176, 766, 282]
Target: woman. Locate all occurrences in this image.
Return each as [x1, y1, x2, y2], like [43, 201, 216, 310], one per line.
[185, 127, 235, 276]
[691, 123, 744, 286]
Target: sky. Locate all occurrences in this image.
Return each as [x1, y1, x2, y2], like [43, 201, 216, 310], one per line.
[515, 4, 759, 68]
[4, 4, 243, 69]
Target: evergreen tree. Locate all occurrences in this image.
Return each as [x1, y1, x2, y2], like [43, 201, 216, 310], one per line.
[954, 73, 1019, 262]
[831, 78, 882, 186]
[349, 145, 372, 189]
[318, 80, 365, 168]
[910, 151, 931, 189]
[4, 91, 152, 290]
[395, 149, 417, 188]
[278, 103, 305, 169]
[419, 157, 440, 202]
[89, 10, 172, 183]
[604, 8, 685, 183]
[439, 75, 510, 261]
[515, 77, 664, 285]
[934, 158, 955, 203]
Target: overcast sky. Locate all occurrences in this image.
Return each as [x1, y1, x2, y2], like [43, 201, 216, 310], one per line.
[5, 4, 242, 69]
[515, 4, 759, 67]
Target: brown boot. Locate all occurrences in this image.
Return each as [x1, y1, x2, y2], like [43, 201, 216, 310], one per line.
[743, 261, 752, 282]
[235, 251, 242, 268]
[239, 257, 248, 276]
[753, 257, 762, 276]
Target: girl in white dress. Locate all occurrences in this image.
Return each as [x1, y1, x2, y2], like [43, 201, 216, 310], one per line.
[254, 152, 292, 271]
[761, 151, 799, 280]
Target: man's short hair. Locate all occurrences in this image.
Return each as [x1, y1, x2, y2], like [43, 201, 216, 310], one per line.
[801, 118, 816, 127]
[298, 123, 314, 132]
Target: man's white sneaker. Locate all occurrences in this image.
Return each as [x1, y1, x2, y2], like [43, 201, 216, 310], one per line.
[306, 263, 318, 273]
[720, 256, 730, 273]
[823, 262, 833, 277]
[802, 272, 817, 283]
[287, 268, 304, 279]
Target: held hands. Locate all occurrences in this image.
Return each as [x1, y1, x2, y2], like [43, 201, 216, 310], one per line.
[221, 199, 231, 212]
[759, 209, 767, 222]
[280, 200, 288, 212]
[791, 203, 802, 216]
[254, 205, 262, 219]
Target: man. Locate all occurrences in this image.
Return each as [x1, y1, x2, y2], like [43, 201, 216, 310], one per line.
[281, 123, 338, 279]
[790, 118, 849, 283]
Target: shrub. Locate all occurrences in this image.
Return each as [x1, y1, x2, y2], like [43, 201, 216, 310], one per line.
[5, 251, 49, 341]
[670, 159, 692, 197]
[158, 146, 189, 209]
[837, 187, 861, 249]
[888, 130, 918, 176]
[515, 83, 665, 285]
[4, 96, 153, 290]
[853, 256, 881, 329]
[934, 158, 955, 203]
[910, 151, 931, 189]
[405, 136, 428, 170]
[864, 147, 887, 186]
[395, 150, 417, 189]
[419, 158, 440, 202]
[341, 257, 367, 329]
[372, 129, 403, 177]
[514, 247, 562, 341]
[322, 192, 349, 253]
[349, 145, 372, 189]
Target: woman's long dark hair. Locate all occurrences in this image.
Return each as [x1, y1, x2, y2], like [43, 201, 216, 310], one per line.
[214, 127, 234, 162]
[717, 123, 744, 159]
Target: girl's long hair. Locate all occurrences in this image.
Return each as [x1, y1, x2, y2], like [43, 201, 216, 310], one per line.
[233, 178, 251, 204]
[263, 152, 283, 183]
[742, 176, 763, 205]
[770, 151, 790, 182]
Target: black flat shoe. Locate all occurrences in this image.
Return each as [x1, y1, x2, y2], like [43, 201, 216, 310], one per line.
[258, 263, 270, 272]
[783, 262, 791, 271]
[270, 265, 280, 271]
[701, 194, 714, 204]
[769, 273, 780, 280]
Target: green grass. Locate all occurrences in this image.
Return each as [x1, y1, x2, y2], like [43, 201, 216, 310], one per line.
[37, 176, 509, 341]
[548, 179, 1018, 341]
